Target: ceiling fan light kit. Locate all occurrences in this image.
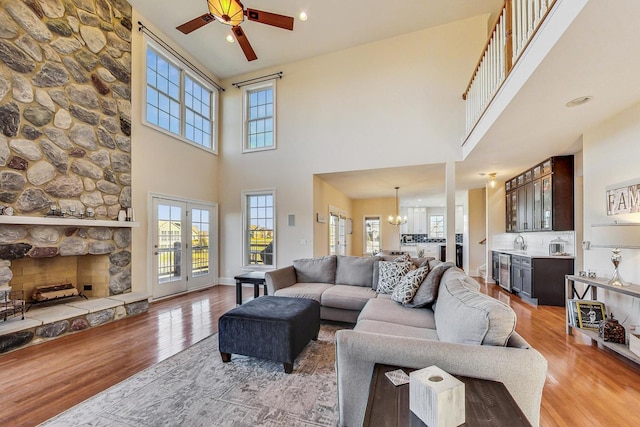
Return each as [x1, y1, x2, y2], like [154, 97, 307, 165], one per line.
[208, 0, 245, 26]
[177, 0, 295, 62]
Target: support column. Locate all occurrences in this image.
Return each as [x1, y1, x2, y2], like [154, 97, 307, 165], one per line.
[445, 162, 456, 265]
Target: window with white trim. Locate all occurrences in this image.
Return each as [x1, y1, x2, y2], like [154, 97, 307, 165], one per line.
[243, 80, 276, 152]
[243, 190, 276, 267]
[144, 39, 217, 153]
[429, 215, 445, 238]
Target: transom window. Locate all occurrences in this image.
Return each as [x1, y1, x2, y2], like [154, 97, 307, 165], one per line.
[144, 39, 217, 153]
[243, 80, 276, 152]
[243, 190, 276, 267]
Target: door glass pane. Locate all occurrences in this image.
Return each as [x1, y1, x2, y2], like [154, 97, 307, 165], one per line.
[191, 208, 209, 277]
[364, 216, 381, 255]
[157, 203, 182, 283]
[542, 177, 552, 229]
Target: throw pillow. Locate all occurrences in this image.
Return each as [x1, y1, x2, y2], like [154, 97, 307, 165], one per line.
[376, 261, 413, 294]
[404, 262, 455, 308]
[392, 266, 430, 304]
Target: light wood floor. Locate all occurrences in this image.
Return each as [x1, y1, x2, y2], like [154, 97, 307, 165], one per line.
[1, 282, 640, 426]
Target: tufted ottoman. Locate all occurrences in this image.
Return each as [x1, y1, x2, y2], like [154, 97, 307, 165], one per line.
[218, 296, 321, 373]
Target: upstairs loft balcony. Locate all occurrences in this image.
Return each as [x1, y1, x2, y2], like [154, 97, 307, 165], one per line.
[463, 0, 558, 143]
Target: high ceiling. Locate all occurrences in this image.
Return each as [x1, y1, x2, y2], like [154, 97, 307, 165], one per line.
[129, 0, 503, 79]
[129, 1, 640, 206]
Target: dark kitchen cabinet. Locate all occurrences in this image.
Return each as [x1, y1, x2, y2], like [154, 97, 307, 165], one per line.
[511, 256, 532, 296]
[512, 255, 574, 307]
[505, 156, 573, 233]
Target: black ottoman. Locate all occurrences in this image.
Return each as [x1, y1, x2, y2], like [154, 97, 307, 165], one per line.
[218, 296, 321, 373]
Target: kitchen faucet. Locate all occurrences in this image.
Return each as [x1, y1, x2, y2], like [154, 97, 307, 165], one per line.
[514, 234, 526, 251]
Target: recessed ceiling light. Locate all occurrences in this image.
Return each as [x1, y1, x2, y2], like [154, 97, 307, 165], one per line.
[226, 34, 234, 43]
[566, 96, 593, 108]
[299, 11, 308, 21]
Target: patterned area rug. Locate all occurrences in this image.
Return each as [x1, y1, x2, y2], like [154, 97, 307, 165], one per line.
[40, 324, 344, 427]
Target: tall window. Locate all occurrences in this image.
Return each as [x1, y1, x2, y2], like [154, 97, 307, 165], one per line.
[243, 80, 276, 152]
[429, 215, 445, 238]
[243, 190, 275, 267]
[364, 216, 381, 255]
[145, 40, 217, 152]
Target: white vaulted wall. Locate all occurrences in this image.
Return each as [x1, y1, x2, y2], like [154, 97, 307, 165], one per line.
[217, 15, 490, 281]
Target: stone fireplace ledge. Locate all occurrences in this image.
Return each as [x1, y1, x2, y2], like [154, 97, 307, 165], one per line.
[0, 217, 140, 228]
[0, 293, 150, 354]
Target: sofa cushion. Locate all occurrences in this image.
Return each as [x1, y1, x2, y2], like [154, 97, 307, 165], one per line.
[404, 262, 455, 308]
[355, 319, 440, 341]
[412, 256, 435, 269]
[321, 285, 377, 311]
[273, 282, 334, 303]
[358, 298, 436, 329]
[336, 255, 381, 287]
[392, 266, 430, 304]
[434, 277, 517, 346]
[376, 261, 414, 294]
[293, 255, 336, 284]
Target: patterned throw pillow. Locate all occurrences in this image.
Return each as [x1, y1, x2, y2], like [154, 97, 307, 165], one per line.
[392, 266, 430, 304]
[377, 261, 413, 294]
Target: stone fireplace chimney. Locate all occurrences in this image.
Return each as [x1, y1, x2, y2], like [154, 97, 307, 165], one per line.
[0, 0, 133, 296]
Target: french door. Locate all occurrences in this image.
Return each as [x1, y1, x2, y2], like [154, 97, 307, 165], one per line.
[152, 196, 218, 299]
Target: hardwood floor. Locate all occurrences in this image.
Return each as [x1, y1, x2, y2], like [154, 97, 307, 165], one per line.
[1, 281, 640, 426]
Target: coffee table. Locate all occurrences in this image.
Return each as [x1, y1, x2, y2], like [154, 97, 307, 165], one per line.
[363, 364, 531, 426]
[234, 271, 267, 305]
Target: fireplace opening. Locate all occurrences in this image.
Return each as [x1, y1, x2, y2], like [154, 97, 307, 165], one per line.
[9, 255, 111, 304]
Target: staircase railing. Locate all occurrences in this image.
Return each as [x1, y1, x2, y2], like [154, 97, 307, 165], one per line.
[462, 0, 557, 139]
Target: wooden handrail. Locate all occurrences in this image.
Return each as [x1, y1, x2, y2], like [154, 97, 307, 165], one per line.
[462, 0, 509, 100]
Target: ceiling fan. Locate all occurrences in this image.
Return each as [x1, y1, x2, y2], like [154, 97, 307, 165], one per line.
[176, 0, 294, 61]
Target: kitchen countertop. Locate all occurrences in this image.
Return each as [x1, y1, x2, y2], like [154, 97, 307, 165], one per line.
[492, 249, 575, 259]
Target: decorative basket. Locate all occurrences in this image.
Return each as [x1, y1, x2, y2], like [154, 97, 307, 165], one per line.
[599, 313, 626, 344]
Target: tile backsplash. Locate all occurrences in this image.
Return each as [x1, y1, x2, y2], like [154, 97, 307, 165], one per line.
[492, 231, 576, 255]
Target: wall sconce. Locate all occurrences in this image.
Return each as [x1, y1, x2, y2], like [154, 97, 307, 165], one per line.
[591, 222, 640, 286]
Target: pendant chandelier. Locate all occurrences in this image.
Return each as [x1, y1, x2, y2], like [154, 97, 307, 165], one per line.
[388, 186, 407, 226]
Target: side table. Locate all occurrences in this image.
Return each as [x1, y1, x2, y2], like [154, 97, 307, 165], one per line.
[363, 364, 530, 427]
[234, 271, 267, 305]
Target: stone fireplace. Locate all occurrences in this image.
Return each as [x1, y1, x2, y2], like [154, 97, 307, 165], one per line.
[0, 0, 142, 353]
[0, 220, 132, 302]
[0, 0, 134, 294]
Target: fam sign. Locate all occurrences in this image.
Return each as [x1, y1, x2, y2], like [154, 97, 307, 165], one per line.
[607, 178, 640, 215]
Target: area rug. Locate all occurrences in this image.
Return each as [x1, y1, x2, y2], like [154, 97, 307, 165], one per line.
[40, 324, 345, 427]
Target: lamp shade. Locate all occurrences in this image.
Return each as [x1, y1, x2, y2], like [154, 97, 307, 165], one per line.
[208, 0, 245, 26]
[590, 223, 640, 249]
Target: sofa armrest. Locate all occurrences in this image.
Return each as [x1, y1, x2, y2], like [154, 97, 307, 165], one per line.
[265, 266, 297, 295]
[335, 330, 547, 427]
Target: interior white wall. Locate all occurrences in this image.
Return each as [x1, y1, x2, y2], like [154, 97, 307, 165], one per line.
[582, 101, 640, 327]
[218, 16, 490, 281]
[130, 10, 221, 295]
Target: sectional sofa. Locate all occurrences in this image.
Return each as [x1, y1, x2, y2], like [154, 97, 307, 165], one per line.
[265, 254, 547, 426]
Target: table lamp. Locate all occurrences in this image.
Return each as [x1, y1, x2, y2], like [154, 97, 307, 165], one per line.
[591, 222, 640, 286]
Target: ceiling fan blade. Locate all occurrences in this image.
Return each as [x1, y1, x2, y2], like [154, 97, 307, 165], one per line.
[176, 13, 216, 34]
[245, 8, 294, 30]
[232, 26, 257, 61]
